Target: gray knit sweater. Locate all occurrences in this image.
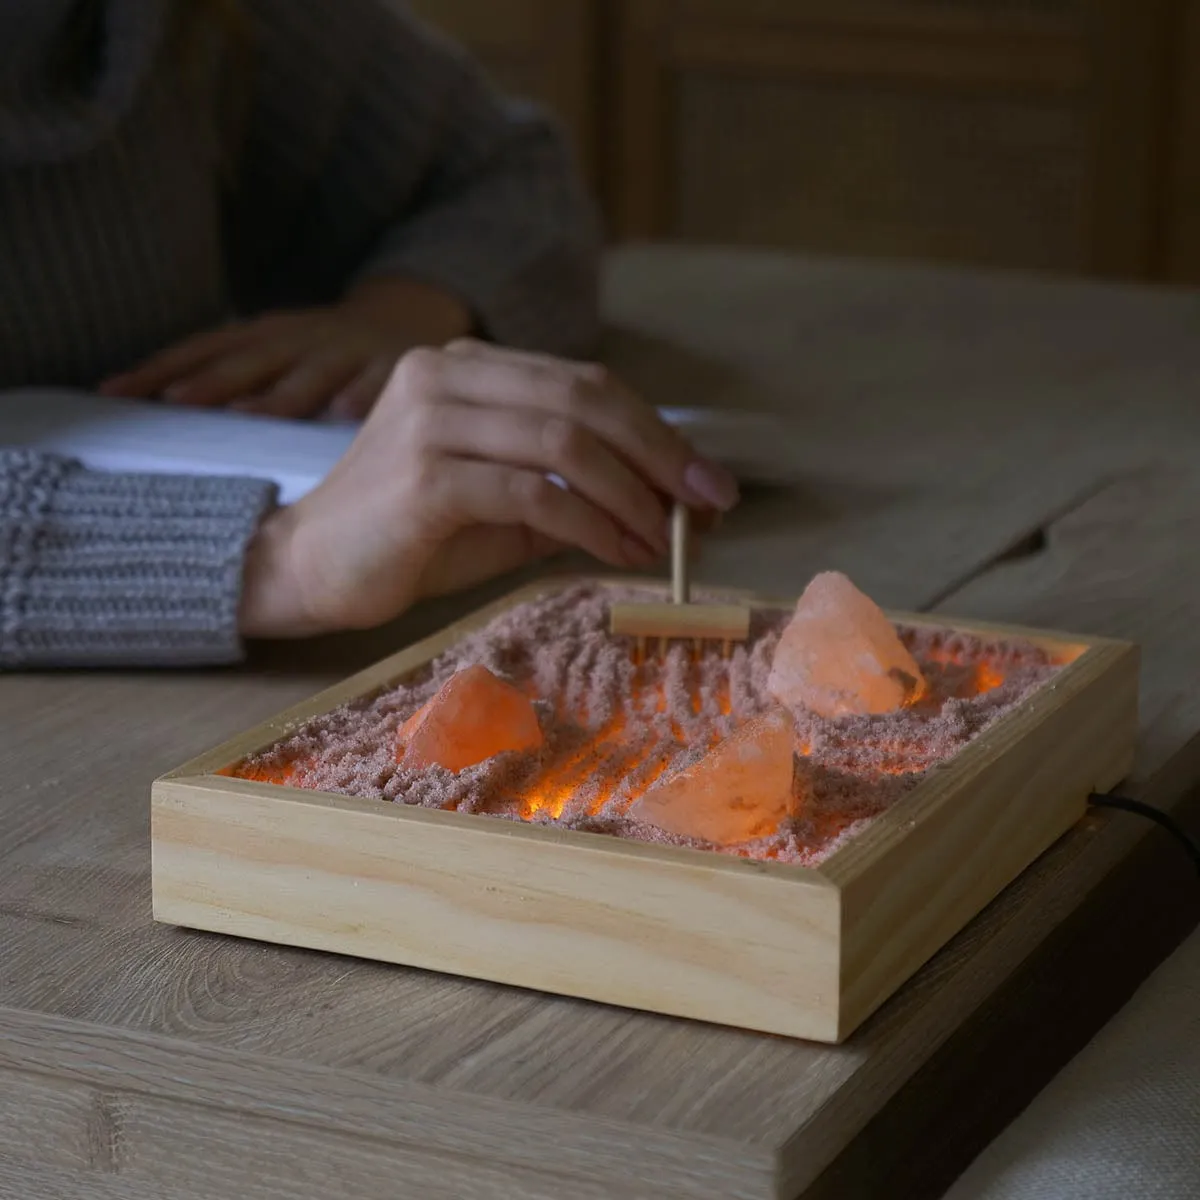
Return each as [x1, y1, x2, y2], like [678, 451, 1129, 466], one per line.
[0, 0, 600, 668]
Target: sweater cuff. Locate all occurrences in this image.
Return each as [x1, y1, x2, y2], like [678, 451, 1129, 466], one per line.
[0, 451, 277, 668]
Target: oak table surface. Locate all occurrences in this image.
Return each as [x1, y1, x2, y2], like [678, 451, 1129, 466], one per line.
[4, 246, 1200, 1200]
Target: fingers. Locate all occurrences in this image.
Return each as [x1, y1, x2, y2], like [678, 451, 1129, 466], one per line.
[234, 352, 368, 419]
[157, 338, 311, 407]
[392, 343, 740, 514]
[422, 401, 669, 554]
[99, 322, 262, 399]
[431, 459, 656, 570]
[99, 313, 357, 413]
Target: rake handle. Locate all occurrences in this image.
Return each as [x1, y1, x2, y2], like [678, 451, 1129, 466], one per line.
[671, 503, 690, 605]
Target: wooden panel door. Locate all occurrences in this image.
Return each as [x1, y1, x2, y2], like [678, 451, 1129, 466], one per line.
[405, 0, 601, 187]
[1160, 0, 1200, 282]
[610, 0, 1175, 279]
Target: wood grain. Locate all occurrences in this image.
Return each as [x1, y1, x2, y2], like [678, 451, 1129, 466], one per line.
[6, 248, 1200, 1198]
[605, 1, 1186, 278]
[153, 777, 844, 1042]
[608, 0, 1108, 274]
[1082, 0, 1176, 277]
[0, 1009, 772, 1200]
[670, 7, 1083, 91]
[401, 0, 1182, 279]
[1161, 0, 1200, 280]
[828, 636, 1137, 1035]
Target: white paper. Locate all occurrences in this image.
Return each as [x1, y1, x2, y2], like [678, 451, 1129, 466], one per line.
[1, 389, 798, 502]
[1, 391, 357, 503]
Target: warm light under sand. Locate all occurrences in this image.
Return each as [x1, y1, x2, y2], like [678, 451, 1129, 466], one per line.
[232, 585, 1065, 867]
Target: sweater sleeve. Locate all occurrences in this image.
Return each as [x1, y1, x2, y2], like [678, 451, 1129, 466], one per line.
[0, 449, 276, 669]
[223, 0, 602, 358]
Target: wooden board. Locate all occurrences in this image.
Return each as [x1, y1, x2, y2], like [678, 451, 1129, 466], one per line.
[150, 579, 1138, 1044]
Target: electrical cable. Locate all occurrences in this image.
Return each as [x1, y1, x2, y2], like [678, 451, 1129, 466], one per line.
[1088, 792, 1200, 878]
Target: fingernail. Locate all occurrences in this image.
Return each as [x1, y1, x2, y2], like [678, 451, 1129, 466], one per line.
[163, 384, 186, 404]
[684, 460, 739, 511]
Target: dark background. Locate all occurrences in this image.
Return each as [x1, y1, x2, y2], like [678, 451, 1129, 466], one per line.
[411, 0, 1199, 285]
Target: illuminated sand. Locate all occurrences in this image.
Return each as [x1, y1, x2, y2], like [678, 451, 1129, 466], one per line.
[233, 584, 1064, 866]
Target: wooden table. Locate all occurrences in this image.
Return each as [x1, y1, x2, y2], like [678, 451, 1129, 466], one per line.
[4, 246, 1200, 1200]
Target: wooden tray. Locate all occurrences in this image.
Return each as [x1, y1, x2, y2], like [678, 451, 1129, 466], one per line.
[150, 579, 1139, 1043]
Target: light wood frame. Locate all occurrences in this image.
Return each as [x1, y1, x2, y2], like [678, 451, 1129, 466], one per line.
[151, 578, 1138, 1043]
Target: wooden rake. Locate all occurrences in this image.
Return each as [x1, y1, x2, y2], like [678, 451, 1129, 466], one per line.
[608, 503, 750, 661]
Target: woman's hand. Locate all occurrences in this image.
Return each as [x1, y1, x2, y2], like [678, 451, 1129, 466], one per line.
[99, 277, 473, 419]
[238, 341, 740, 637]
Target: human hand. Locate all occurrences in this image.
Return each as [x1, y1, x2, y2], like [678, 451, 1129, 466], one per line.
[98, 277, 472, 419]
[238, 340, 740, 637]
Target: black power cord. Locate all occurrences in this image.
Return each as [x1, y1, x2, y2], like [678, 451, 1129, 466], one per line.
[1088, 792, 1200, 878]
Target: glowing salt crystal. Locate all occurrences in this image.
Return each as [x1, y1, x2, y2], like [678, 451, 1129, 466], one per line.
[628, 708, 795, 845]
[399, 665, 543, 773]
[768, 572, 925, 719]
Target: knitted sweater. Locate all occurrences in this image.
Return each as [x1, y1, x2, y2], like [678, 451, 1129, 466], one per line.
[0, 0, 601, 667]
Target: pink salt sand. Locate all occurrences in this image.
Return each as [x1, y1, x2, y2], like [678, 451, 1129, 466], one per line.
[236, 583, 1062, 867]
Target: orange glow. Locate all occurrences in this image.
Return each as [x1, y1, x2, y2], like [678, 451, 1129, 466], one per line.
[918, 643, 957, 666]
[908, 637, 1009, 699]
[975, 662, 1005, 693]
[232, 760, 300, 786]
[498, 657, 722, 820]
[229, 644, 1012, 834]
[522, 709, 627, 819]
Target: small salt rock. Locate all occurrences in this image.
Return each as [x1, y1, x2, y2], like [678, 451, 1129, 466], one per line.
[768, 572, 925, 719]
[399, 665, 543, 773]
[627, 708, 796, 846]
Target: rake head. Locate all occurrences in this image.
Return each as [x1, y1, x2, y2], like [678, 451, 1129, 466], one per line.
[608, 504, 750, 660]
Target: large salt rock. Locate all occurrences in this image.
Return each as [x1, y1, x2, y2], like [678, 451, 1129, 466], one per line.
[768, 572, 924, 719]
[399, 665, 543, 773]
[628, 708, 795, 845]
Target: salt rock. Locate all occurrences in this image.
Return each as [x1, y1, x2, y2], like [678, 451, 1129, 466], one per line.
[399, 665, 543, 773]
[767, 571, 925, 719]
[628, 708, 796, 846]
